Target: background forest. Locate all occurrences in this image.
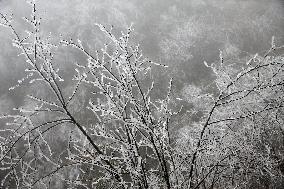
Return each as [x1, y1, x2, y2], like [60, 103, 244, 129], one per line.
[0, 0, 283, 188]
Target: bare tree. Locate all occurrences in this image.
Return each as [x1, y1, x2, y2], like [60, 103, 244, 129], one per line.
[0, 1, 283, 189]
[0, 1, 178, 188]
[178, 40, 284, 188]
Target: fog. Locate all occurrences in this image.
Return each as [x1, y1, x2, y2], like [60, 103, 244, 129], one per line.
[0, 1, 284, 188]
[0, 0, 283, 120]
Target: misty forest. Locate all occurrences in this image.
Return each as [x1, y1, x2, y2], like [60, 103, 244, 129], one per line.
[0, 0, 284, 188]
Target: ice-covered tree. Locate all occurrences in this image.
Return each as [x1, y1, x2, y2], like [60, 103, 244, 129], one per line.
[0, 1, 283, 189]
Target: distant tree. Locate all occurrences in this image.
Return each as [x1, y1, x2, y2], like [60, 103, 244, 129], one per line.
[0, 1, 283, 189]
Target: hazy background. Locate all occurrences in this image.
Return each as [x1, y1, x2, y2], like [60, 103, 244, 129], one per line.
[0, 0, 283, 117]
